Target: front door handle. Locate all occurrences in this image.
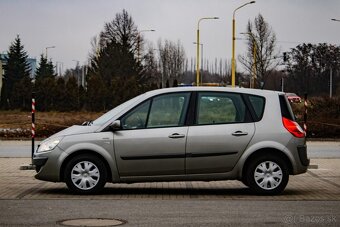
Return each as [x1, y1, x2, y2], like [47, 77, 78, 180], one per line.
[169, 133, 185, 139]
[232, 131, 248, 136]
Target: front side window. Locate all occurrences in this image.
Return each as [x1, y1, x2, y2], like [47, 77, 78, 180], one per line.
[196, 92, 246, 125]
[147, 93, 190, 128]
[121, 100, 150, 129]
[121, 92, 190, 129]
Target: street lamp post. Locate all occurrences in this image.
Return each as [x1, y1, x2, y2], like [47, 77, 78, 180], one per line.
[72, 60, 81, 86]
[196, 17, 219, 86]
[45, 46, 56, 59]
[329, 18, 339, 97]
[138, 29, 155, 62]
[193, 42, 204, 84]
[231, 1, 255, 87]
[240, 32, 257, 88]
[56, 61, 64, 77]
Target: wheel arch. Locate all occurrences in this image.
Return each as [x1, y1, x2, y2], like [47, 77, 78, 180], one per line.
[241, 148, 293, 180]
[60, 150, 113, 182]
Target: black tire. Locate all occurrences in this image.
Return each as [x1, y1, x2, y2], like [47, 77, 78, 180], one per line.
[64, 154, 107, 194]
[245, 154, 289, 195]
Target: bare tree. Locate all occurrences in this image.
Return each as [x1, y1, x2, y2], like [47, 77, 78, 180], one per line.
[157, 39, 186, 87]
[142, 44, 160, 88]
[239, 14, 279, 88]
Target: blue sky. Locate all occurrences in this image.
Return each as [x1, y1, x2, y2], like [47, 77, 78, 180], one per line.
[1, 0, 339, 72]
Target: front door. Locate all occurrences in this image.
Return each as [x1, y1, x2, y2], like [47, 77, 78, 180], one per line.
[114, 92, 191, 177]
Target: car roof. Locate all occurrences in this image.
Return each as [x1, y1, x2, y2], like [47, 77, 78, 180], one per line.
[144, 86, 285, 97]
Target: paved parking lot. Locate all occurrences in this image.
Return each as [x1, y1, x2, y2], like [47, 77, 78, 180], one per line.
[0, 158, 339, 201]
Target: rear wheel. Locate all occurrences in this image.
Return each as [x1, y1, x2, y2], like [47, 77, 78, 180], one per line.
[64, 154, 107, 194]
[245, 154, 289, 195]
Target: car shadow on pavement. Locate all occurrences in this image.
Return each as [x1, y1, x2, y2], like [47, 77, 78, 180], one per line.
[102, 187, 253, 196]
[33, 185, 306, 198]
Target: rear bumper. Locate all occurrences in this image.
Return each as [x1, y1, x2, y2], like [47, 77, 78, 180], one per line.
[297, 145, 310, 166]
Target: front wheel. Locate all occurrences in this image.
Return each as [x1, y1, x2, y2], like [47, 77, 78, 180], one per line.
[64, 154, 107, 194]
[246, 155, 289, 195]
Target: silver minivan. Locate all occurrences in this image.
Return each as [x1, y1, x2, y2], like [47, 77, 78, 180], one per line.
[33, 87, 309, 195]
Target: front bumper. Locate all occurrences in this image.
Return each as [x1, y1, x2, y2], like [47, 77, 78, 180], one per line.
[32, 156, 48, 172]
[33, 146, 67, 182]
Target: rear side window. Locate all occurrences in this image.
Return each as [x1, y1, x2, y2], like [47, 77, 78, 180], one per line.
[196, 92, 246, 125]
[248, 95, 265, 120]
[279, 94, 295, 121]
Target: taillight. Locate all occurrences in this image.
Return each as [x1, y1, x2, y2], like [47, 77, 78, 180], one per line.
[282, 117, 305, 138]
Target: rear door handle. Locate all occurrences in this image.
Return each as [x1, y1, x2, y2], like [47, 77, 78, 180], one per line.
[232, 131, 248, 136]
[169, 133, 185, 139]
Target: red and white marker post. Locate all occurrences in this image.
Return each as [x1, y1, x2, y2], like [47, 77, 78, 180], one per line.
[31, 92, 35, 161]
[303, 93, 308, 138]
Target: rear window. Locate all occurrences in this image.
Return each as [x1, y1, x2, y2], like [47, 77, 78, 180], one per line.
[248, 95, 265, 120]
[279, 94, 295, 121]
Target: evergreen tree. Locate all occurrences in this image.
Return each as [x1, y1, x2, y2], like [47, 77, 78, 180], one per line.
[87, 10, 150, 110]
[54, 77, 67, 111]
[11, 75, 32, 110]
[86, 73, 108, 111]
[78, 85, 86, 110]
[34, 54, 56, 111]
[0, 35, 31, 109]
[64, 77, 79, 111]
[35, 54, 55, 79]
[99, 9, 139, 56]
[35, 77, 56, 111]
[286, 43, 340, 96]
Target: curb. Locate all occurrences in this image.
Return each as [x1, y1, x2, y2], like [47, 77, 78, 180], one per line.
[19, 164, 35, 170]
[308, 164, 318, 169]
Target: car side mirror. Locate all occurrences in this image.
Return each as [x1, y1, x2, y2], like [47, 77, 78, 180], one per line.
[109, 120, 121, 131]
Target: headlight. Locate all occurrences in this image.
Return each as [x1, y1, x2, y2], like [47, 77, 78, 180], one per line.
[36, 137, 62, 153]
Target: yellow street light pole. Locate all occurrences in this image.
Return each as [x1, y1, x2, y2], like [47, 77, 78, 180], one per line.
[240, 32, 257, 88]
[196, 17, 219, 86]
[252, 37, 257, 88]
[231, 1, 255, 87]
[193, 42, 204, 83]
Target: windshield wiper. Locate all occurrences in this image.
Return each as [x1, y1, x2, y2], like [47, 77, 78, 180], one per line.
[81, 120, 93, 126]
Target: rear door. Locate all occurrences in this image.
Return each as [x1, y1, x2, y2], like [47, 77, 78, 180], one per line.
[186, 92, 255, 174]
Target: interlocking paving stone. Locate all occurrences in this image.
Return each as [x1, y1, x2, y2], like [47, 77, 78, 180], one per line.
[0, 158, 339, 200]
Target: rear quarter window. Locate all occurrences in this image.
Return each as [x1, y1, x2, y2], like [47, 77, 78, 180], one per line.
[279, 94, 295, 121]
[248, 95, 265, 120]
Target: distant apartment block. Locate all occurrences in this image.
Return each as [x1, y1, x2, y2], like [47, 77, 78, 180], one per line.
[0, 53, 37, 78]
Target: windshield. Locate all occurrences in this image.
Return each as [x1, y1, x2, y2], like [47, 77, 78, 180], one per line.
[91, 94, 145, 126]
